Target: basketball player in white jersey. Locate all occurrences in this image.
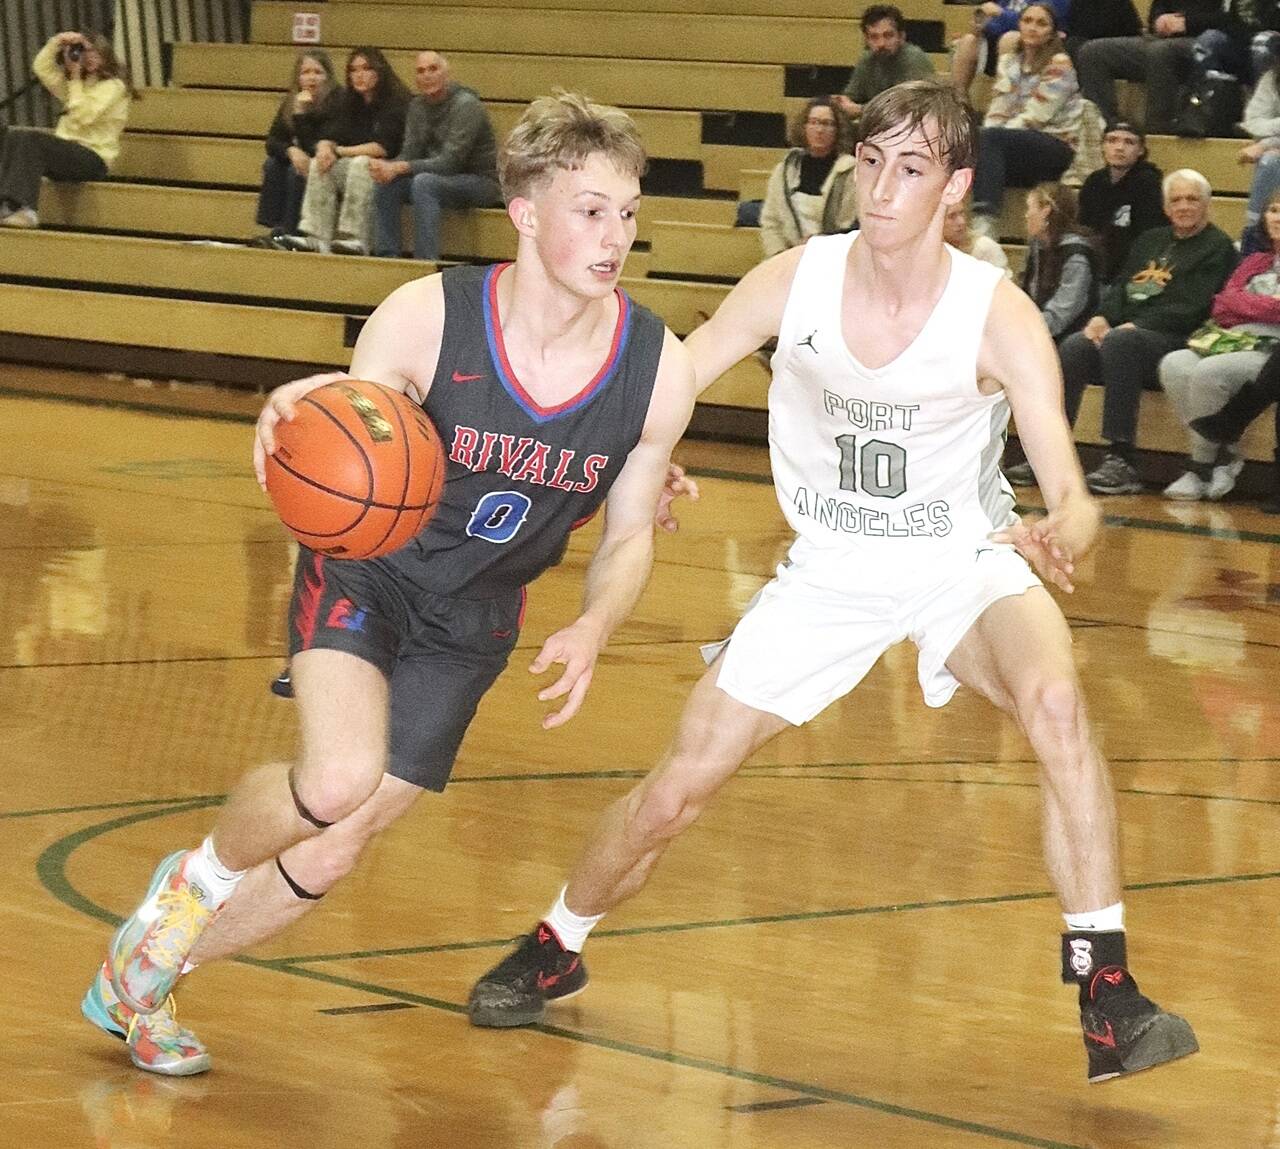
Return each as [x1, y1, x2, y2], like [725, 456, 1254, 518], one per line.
[470, 80, 1198, 1083]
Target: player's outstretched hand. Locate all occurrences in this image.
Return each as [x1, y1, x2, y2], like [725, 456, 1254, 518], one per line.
[529, 619, 606, 729]
[990, 497, 1101, 594]
[655, 462, 700, 533]
[254, 371, 351, 489]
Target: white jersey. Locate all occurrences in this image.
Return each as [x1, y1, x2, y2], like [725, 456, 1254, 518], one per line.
[768, 231, 1017, 588]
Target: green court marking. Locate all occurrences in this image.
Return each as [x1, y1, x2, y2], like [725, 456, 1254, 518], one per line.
[1, 793, 225, 821]
[36, 802, 1084, 1149]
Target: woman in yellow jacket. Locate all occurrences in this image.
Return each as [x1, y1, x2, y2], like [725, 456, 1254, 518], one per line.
[0, 31, 132, 229]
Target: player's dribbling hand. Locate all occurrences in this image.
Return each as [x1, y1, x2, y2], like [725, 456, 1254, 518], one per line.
[253, 371, 352, 489]
[529, 620, 605, 729]
[655, 462, 700, 533]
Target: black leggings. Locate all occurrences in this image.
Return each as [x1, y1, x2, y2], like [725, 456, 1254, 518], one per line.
[1211, 343, 1280, 453]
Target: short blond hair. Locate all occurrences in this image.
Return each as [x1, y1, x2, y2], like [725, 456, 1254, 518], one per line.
[498, 90, 647, 202]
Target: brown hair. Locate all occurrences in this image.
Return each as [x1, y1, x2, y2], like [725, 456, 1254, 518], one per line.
[80, 32, 137, 98]
[499, 90, 647, 203]
[858, 78, 978, 172]
[787, 96, 853, 154]
[282, 50, 336, 128]
[1025, 182, 1094, 306]
[1013, 3, 1065, 78]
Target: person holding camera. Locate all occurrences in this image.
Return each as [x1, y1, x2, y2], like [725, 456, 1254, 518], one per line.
[0, 31, 132, 229]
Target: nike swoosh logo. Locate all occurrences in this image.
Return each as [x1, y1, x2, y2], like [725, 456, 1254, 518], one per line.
[452, 371, 484, 383]
[1084, 1022, 1116, 1048]
[537, 958, 579, 991]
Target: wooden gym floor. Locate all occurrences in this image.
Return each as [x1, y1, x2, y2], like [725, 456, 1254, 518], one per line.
[2, 370, 1279, 1148]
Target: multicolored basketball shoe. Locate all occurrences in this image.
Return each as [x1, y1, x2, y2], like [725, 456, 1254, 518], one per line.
[468, 922, 588, 1028]
[82, 962, 210, 1076]
[1081, 965, 1199, 1082]
[109, 850, 217, 1015]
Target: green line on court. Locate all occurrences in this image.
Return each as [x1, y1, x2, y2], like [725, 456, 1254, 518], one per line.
[38, 801, 1090, 1148]
[1, 793, 226, 821]
[266, 961, 1085, 1149]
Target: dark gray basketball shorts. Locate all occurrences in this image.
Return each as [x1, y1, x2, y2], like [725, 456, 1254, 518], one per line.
[287, 551, 524, 790]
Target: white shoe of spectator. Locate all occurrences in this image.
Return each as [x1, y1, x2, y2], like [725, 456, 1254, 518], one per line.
[278, 234, 327, 253]
[1163, 471, 1207, 501]
[1206, 455, 1245, 501]
[330, 238, 368, 256]
[1, 207, 39, 229]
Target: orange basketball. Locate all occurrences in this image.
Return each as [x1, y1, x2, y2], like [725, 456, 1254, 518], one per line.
[264, 380, 446, 559]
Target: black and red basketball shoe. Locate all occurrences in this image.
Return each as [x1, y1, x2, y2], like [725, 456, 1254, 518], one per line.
[468, 922, 588, 1028]
[1080, 965, 1199, 1082]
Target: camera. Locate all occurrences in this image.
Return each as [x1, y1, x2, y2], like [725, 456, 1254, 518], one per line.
[59, 41, 84, 65]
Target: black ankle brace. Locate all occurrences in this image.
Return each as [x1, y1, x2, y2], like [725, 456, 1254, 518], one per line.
[1061, 930, 1127, 986]
[275, 856, 324, 900]
[288, 766, 333, 829]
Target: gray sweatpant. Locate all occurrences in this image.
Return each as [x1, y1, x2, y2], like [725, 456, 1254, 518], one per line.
[1159, 346, 1272, 463]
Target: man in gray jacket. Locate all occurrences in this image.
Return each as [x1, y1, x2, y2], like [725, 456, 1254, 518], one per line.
[368, 51, 500, 259]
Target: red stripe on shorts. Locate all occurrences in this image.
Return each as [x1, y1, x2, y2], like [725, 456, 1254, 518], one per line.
[294, 553, 326, 649]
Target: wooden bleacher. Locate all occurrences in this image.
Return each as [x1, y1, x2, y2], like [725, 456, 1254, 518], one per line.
[0, 0, 1272, 469]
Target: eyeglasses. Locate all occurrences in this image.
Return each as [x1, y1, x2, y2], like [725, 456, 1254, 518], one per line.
[806, 118, 837, 128]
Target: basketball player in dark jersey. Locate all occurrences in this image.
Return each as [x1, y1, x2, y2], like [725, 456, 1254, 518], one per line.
[84, 92, 696, 1076]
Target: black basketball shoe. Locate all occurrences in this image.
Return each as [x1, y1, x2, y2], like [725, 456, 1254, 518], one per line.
[269, 665, 293, 699]
[1080, 965, 1199, 1082]
[468, 922, 589, 1028]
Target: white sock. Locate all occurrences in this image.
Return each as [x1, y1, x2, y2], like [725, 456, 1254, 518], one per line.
[1063, 902, 1125, 932]
[544, 887, 604, 953]
[181, 837, 246, 908]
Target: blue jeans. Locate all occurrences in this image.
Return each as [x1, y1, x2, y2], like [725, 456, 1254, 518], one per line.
[373, 170, 502, 259]
[971, 127, 1073, 217]
[1193, 27, 1280, 84]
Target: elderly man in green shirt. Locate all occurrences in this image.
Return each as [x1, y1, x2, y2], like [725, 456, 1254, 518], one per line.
[832, 5, 936, 120]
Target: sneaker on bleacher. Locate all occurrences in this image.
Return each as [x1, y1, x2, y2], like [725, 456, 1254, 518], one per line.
[1, 207, 39, 229]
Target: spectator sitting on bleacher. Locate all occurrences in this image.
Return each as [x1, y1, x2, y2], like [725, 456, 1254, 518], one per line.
[970, 5, 1082, 236]
[1020, 183, 1099, 338]
[1187, 0, 1280, 89]
[1058, 169, 1237, 495]
[1236, 47, 1280, 253]
[950, 0, 1070, 99]
[1159, 189, 1280, 501]
[1062, 0, 1141, 65]
[1077, 1, 1228, 134]
[0, 31, 131, 230]
[1004, 182, 1099, 484]
[255, 51, 337, 245]
[280, 47, 408, 254]
[1190, 343, 1280, 512]
[832, 5, 934, 121]
[1078, 121, 1164, 282]
[942, 197, 1011, 274]
[758, 98, 856, 258]
[367, 51, 500, 261]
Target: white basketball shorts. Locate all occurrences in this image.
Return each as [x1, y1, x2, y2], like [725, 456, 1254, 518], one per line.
[705, 543, 1041, 725]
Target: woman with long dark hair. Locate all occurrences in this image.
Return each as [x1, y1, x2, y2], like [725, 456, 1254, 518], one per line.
[1020, 182, 1099, 340]
[280, 47, 408, 253]
[970, 4, 1082, 237]
[255, 50, 337, 243]
[0, 31, 134, 229]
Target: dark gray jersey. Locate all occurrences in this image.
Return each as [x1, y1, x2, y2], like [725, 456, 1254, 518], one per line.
[381, 262, 666, 598]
